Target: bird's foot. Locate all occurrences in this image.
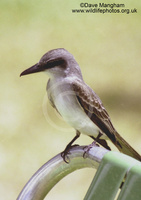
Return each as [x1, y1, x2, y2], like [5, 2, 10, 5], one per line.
[83, 141, 99, 159]
[90, 133, 111, 151]
[61, 144, 79, 163]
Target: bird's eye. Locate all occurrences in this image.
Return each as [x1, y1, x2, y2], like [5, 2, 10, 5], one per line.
[47, 59, 66, 69]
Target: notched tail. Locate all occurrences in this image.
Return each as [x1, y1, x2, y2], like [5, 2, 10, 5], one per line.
[114, 131, 141, 162]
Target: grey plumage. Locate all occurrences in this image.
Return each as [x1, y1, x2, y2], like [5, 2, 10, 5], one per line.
[20, 48, 141, 161]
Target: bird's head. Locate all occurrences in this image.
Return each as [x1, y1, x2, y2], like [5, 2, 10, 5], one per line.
[20, 48, 82, 79]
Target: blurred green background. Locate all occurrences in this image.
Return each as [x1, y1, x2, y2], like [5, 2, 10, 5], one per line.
[0, 0, 141, 199]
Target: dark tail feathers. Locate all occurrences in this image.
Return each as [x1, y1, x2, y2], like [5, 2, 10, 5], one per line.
[114, 131, 141, 161]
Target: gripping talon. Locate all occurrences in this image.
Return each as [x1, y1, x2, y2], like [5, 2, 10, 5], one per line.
[61, 151, 70, 163]
[61, 144, 79, 163]
[61, 131, 81, 163]
[83, 141, 99, 158]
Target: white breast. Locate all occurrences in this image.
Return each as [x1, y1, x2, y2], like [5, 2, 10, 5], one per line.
[47, 78, 107, 139]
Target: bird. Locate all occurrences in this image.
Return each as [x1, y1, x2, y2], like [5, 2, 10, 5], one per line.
[20, 48, 141, 162]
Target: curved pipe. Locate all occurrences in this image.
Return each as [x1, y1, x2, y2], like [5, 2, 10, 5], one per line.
[17, 145, 108, 200]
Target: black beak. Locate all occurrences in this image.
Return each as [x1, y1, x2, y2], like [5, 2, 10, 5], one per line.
[20, 63, 45, 77]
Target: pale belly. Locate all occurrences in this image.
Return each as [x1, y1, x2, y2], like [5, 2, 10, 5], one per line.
[53, 91, 107, 139]
[47, 78, 108, 139]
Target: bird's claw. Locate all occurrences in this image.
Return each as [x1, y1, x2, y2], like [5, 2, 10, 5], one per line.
[83, 141, 99, 158]
[61, 144, 79, 163]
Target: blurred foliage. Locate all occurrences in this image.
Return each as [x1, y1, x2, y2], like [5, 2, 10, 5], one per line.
[0, 0, 141, 199]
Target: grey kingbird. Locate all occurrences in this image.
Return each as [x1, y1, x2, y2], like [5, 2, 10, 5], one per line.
[20, 48, 141, 161]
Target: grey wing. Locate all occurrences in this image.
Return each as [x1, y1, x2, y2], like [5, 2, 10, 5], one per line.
[72, 79, 117, 144]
